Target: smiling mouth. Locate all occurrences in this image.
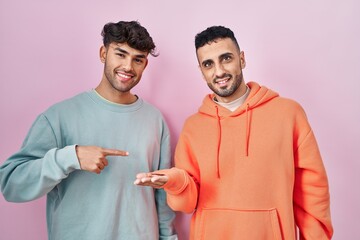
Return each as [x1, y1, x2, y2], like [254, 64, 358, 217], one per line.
[116, 72, 134, 81]
[215, 77, 231, 87]
[214, 74, 232, 85]
[216, 79, 229, 84]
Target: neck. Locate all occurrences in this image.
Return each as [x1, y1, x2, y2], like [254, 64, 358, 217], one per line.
[95, 84, 137, 105]
[215, 81, 247, 103]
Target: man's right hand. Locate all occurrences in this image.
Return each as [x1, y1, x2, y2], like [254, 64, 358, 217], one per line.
[75, 146, 128, 174]
[134, 172, 169, 189]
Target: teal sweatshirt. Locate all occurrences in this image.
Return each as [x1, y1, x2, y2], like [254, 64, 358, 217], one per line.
[0, 90, 177, 240]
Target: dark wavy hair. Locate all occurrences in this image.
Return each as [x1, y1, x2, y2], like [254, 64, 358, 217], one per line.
[195, 26, 240, 51]
[101, 21, 158, 57]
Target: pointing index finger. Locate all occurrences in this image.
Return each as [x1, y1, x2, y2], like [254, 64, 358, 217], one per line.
[102, 148, 129, 156]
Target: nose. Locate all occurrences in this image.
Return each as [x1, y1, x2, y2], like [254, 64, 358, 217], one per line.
[214, 63, 225, 78]
[122, 58, 133, 72]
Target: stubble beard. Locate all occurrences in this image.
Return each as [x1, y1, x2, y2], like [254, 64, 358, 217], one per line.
[104, 64, 138, 93]
[208, 71, 243, 98]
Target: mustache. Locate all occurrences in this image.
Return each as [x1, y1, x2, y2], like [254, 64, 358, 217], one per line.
[213, 74, 232, 83]
[121, 70, 136, 76]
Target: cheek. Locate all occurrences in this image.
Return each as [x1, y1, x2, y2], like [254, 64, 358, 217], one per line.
[231, 63, 243, 74]
[201, 70, 213, 82]
[135, 66, 146, 77]
[105, 57, 117, 68]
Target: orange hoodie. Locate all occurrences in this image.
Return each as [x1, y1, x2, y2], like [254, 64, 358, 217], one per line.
[160, 82, 333, 240]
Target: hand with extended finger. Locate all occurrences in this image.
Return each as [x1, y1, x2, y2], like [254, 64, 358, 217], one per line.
[134, 172, 169, 189]
[76, 145, 128, 174]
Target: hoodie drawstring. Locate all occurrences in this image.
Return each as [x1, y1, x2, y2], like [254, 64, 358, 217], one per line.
[245, 103, 250, 157]
[215, 106, 221, 178]
[215, 104, 250, 178]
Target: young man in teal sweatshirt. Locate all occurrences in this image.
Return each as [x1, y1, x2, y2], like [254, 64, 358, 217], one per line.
[0, 21, 177, 240]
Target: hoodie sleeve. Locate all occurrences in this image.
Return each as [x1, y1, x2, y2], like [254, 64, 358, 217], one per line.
[293, 110, 333, 239]
[155, 122, 178, 239]
[162, 131, 200, 214]
[0, 114, 80, 202]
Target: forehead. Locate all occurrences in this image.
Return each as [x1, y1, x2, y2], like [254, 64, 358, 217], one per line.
[196, 38, 238, 61]
[109, 42, 149, 57]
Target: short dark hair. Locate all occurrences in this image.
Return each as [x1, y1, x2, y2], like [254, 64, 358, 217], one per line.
[195, 26, 240, 51]
[101, 21, 158, 57]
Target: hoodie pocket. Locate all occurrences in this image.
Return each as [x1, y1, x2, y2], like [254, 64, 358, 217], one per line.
[198, 208, 282, 240]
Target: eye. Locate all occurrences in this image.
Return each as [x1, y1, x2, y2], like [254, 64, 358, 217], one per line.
[134, 58, 144, 64]
[116, 53, 125, 58]
[202, 61, 213, 69]
[222, 55, 232, 62]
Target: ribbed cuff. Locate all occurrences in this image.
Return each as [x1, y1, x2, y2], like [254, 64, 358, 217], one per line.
[158, 167, 188, 195]
[56, 145, 81, 173]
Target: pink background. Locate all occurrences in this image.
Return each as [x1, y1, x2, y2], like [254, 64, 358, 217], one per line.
[1, 1, 359, 239]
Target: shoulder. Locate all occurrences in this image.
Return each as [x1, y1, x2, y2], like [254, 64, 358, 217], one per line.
[270, 96, 306, 115]
[139, 99, 170, 135]
[272, 97, 312, 133]
[140, 99, 165, 118]
[43, 92, 89, 116]
[180, 111, 207, 132]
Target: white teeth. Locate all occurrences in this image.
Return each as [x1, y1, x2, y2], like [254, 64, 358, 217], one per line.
[117, 73, 131, 79]
[217, 79, 228, 84]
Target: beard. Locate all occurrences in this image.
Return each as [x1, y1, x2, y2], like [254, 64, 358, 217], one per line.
[207, 71, 243, 97]
[103, 64, 139, 93]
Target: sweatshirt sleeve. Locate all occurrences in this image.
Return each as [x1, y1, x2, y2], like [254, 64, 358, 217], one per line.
[162, 131, 200, 214]
[293, 115, 333, 239]
[155, 123, 178, 239]
[0, 114, 80, 202]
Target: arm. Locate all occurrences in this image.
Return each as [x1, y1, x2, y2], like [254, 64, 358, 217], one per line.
[0, 114, 80, 202]
[0, 114, 129, 202]
[293, 117, 333, 239]
[135, 167, 198, 214]
[155, 124, 177, 239]
[136, 132, 200, 213]
[165, 131, 200, 213]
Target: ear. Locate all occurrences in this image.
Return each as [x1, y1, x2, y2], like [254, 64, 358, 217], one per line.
[240, 51, 246, 69]
[100, 46, 106, 63]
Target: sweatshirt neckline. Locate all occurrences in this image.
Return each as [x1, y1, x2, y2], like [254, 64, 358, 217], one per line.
[87, 89, 143, 113]
[214, 86, 250, 112]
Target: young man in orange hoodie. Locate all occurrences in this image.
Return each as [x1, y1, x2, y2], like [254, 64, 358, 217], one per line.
[135, 26, 333, 240]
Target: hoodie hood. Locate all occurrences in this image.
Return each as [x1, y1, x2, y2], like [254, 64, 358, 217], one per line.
[199, 82, 279, 117]
[198, 81, 279, 178]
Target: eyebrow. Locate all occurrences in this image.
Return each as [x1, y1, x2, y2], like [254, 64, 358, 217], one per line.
[219, 52, 233, 59]
[114, 47, 147, 59]
[200, 52, 234, 66]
